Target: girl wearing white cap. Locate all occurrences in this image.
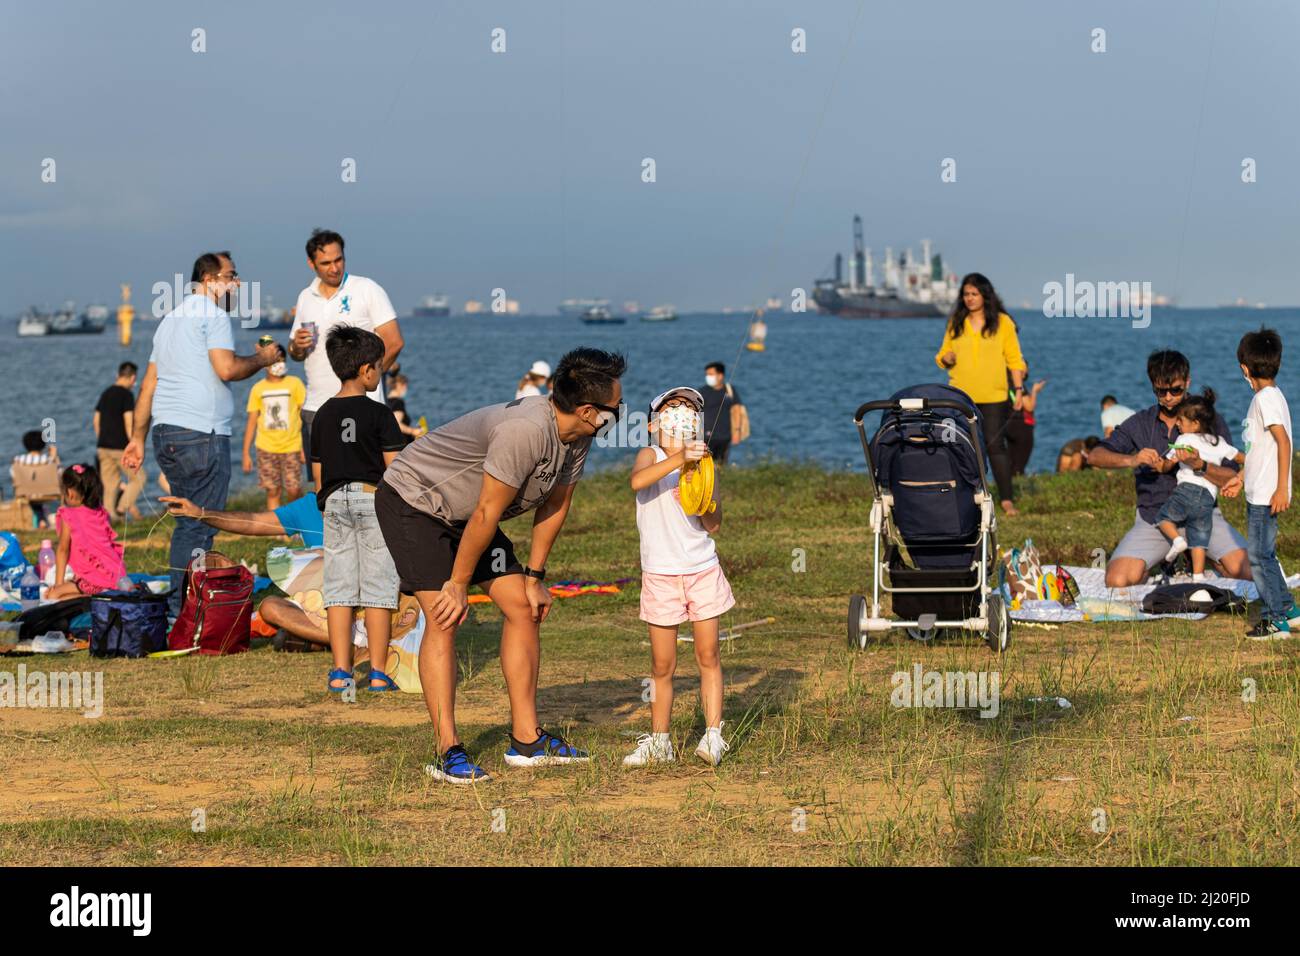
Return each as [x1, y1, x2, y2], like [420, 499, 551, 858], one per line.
[625, 386, 735, 768]
[515, 360, 552, 399]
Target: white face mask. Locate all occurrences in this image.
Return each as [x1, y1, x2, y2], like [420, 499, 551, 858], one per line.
[657, 403, 701, 440]
[705, 374, 720, 388]
[269, 362, 287, 376]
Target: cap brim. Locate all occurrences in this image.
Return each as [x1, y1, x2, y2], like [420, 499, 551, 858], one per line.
[649, 387, 704, 413]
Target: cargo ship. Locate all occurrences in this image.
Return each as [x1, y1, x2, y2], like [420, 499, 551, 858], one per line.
[413, 294, 451, 317]
[559, 297, 610, 317]
[812, 216, 959, 318]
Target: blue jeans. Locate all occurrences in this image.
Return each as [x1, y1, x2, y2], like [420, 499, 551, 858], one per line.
[152, 425, 231, 614]
[1246, 503, 1295, 620]
[1156, 483, 1215, 549]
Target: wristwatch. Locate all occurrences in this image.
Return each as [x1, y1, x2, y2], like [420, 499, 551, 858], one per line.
[1196, 459, 1208, 474]
[522, 566, 546, 580]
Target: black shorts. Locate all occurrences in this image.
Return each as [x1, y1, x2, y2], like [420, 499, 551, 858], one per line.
[375, 480, 524, 594]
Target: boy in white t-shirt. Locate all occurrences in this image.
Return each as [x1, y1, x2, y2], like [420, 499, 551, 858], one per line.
[1154, 389, 1242, 582]
[1223, 328, 1295, 639]
[625, 387, 736, 768]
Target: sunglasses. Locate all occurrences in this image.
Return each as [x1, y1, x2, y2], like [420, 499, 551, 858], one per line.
[1153, 385, 1186, 397]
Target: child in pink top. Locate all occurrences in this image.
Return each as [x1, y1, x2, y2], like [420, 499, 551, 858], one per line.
[47, 463, 127, 599]
[625, 387, 735, 769]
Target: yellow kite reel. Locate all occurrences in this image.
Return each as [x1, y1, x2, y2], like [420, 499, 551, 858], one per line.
[679, 453, 717, 515]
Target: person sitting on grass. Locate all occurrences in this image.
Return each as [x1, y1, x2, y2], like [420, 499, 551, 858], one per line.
[1086, 349, 1251, 587]
[311, 326, 405, 693]
[624, 387, 735, 768]
[12, 429, 59, 529]
[1151, 389, 1242, 583]
[47, 464, 127, 600]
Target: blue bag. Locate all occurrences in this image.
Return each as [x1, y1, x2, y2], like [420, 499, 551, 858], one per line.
[0, 531, 28, 574]
[90, 590, 169, 658]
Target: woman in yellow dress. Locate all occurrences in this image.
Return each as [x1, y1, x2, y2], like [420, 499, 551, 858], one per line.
[935, 273, 1028, 516]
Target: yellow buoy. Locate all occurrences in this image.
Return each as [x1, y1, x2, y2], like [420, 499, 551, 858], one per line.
[745, 341, 765, 351]
[678, 454, 717, 515]
[117, 283, 134, 347]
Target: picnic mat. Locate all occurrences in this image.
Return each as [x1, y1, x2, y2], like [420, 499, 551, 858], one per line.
[467, 578, 631, 604]
[1011, 564, 1300, 623]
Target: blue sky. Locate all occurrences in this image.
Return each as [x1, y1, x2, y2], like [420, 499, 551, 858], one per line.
[2, 0, 1297, 314]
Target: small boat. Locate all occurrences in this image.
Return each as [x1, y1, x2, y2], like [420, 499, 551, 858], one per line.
[580, 306, 625, 325]
[17, 310, 49, 337]
[640, 305, 678, 322]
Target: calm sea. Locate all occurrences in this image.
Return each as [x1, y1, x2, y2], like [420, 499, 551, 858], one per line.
[3, 308, 1298, 499]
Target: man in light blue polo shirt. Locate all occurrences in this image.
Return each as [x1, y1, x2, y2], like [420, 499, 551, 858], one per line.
[123, 251, 277, 612]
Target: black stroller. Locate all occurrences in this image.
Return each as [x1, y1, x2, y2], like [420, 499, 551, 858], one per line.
[847, 383, 1010, 653]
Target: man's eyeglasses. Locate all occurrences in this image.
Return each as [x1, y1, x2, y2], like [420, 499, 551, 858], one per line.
[215, 271, 239, 280]
[1153, 385, 1185, 397]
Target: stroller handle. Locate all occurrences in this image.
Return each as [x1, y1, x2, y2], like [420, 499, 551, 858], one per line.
[854, 397, 977, 424]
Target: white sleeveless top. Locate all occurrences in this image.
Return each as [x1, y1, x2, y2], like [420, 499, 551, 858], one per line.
[636, 445, 719, 575]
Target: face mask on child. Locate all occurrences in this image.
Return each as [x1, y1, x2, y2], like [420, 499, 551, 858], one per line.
[657, 403, 701, 441]
[269, 361, 287, 376]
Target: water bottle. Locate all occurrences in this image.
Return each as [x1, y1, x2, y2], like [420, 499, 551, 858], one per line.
[117, 575, 135, 592]
[38, 538, 57, 585]
[19, 566, 41, 610]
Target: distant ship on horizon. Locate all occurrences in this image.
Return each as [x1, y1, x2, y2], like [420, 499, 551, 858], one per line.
[17, 302, 110, 337]
[559, 297, 609, 317]
[813, 215, 959, 318]
[414, 294, 450, 317]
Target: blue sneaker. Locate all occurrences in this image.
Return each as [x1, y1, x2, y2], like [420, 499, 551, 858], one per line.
[504, 728, 590, 767]
[425, 745, 491, 785]
[1285, 606, 1300, 623]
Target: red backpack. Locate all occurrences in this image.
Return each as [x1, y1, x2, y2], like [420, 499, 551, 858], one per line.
[168, 551, 254, 655]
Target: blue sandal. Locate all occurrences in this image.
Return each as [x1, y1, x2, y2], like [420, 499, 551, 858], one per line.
[327, 668, 354, 693]
[366, 669, 400, 692]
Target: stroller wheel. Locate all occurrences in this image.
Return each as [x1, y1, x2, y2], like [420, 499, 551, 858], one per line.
[986, 594, 1011, 653]
[847, 594, 867, 650]
[905, 626, 938, 643]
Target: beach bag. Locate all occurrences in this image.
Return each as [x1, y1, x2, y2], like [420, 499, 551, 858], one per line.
[1141, 583, 1246, 615]
[726, 384, 750, 444]
[0, 531, 27, 574]
[90, 590, 168, 658]
[16, 595, 91, 642]
[168, 551, 254, 655]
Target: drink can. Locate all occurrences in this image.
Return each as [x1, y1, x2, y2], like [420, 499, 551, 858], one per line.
[258, 334, 274, 347]
[302, 321, 318, 349]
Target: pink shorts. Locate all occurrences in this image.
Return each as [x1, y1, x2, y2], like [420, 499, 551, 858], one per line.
[639, 564, 735, 626]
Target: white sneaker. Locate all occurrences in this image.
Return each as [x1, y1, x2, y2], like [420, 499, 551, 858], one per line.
[1165, 536, 1188, 562]
[695, 723, 730, 766]
[623, 733, 675, 767]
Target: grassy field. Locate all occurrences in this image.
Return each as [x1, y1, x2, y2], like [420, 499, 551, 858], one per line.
[2, 464, 1298, 866]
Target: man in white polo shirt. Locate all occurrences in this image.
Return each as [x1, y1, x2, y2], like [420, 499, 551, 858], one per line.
[288, 229, 404, 475]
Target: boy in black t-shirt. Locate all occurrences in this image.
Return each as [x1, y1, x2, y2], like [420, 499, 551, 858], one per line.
[94, 361, 146, 520]
[310, 327, 405, 694]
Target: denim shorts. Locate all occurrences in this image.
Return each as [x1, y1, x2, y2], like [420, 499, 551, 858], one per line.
[323, 483, 399, 609]
[1156, 482, 1216, 549]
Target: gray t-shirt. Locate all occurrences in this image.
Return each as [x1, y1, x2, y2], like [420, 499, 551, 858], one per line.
[382, 396, 590, 522]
